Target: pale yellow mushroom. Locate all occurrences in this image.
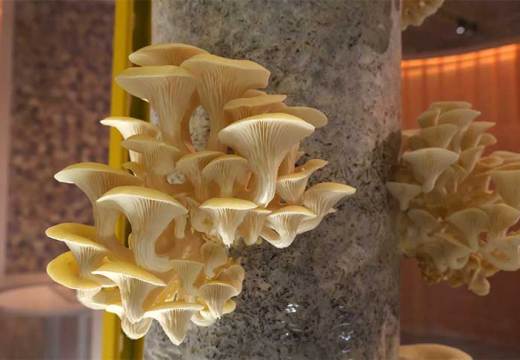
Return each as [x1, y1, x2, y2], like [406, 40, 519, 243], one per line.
[239, 208, 272, 246]
[399, 343, 472, 360]
[93, 258, 165, 323]
[427, 233, 472, 271]
[241, 89, 267, 98]
[298, 182, 356, 233]
[54, 162, 143, 249]
[201, 155, 250, 197]
[478, 133, 497, 147]
[122, 135, 182, 176]
[97, 186, 187, 272]
[276, 159, 328, 204]
[223, 94, 287, 122]
[218, 113, 315, 206]
[482, 233, 520, 271]
[460, 121, 495, 150]
[46, 223, 109, 280]
[191, 300, 236, 327]
[491, 170, 520, 209]
[145, 302, 204, 345]
[129, 43, 208, 66]
[176, 151, 223, 201]
[100, 117, 160, 162]
[407, 209, 440, 237]
[416, 108, 440, 128]
[446, 208, 489, 250]
[76, 286, 120, 311]
[385, 182, 422, 211]
[200, 241, 228, 277]
[493, 150, 520, 163]
[215, 264, 245, 293]
[47, 252, 101, 290]
[458, 146, 485, 173]
[181, 54, 270, 150]
[401, 148, 459, 192]
[263, 206, 316, 248]
[116, 66, 198, 152]
[170, 259, 204, 296]
[411, 123, 459, 149]
[429, 101, 471, 113]
[481, 203, 520, 241]
[199, 198, 257, 247]
[198, 281, 240, 318]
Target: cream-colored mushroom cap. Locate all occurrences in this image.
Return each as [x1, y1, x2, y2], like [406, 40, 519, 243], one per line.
[145, 302, 204, 345]
[416, 108, 440, 128]
[218, 113, 315, 206]
[170, 259, 204, 296]
[481, 203, 520, 240]
[191, 299, 237, 327]
[200, 241, 228, 277]
[402, 148, 459, 192]
[116, 66, 197, 151]
[461, 121, 495, 149]
[223, 94, 287, 122]
[199, 198, 257, 247]
[239, 208, 272, 246]
[446, 208, 489, 250]
[54, 162, 142, 203]
[412, 124, 459, 149]
[97, 186, 187, 272]
[176, 150, 223, 200]
[437, 108, 480, 130]
[47, 252, 100, 290]
[93, 259, 165, 286]
[201, 155, 249, 197]
[279, 105, 328, 128]
[46, 223, 106, 251]
[215, 264, 245, 293]
[429, 101, 472, 113]
[100, 116, 159, 140]
[491, 170, 520, 209]
[399, 343, 472, 360]
[277, 159, 328, 204]
[181, 53, 271, 150]
[198, 281, 240, 318]
[386, 182, 422, 211]
[264, 206, 316, 248]
[122, 135, 182, 176]
[129, 43, 208, 66]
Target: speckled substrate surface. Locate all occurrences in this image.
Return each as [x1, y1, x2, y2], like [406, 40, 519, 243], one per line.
[145, 1, 401, 359]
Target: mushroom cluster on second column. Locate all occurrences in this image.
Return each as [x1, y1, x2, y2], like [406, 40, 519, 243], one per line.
[46, 43, 356, 346]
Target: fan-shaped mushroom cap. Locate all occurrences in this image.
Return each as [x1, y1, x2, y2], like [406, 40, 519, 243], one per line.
[263, 206, 316, 248]
[176, 151, 223, 200]
[399, 343, 472, 360]
[438, 108, 480, 129]
[199, 198, 257, 247]
[402, 148, 459, 192]
[429, 101, 472, 113]
[446, 208, 489, 250]
[218, 113, 315, 206]
[481, 203, 520, 241]
[298, 182, 356, 233]
[478, 133, 497, 147]
[239, 208, 272, 246]
[200, 241, 228, 277]
[278, 105, 328, 128]
[241, 89, 267, 98]
[116, 66, 197, 152]
[201, 155, 250, 197]
[214, 264, 245, 293]
[416, 108, 440, 128]
[77, 287, 120, 311]
[104, 301, 153, 339]
[97, 186, 187, 272]
[122, 135, 182, 176]
[93, 259, 165, 322]
[493, 150, 520, 163]
[198, 281, 239, 318]
[46, 223, 108, 279]
[129, 43, 208, 66]
[146, 302, 204, 345]
[47, 252, 101, 290]
[276, 159, 328, 204]
[459, 146, 485, 173]
[170, 259, 204, 296]
[411, 124, 459, 149]
[223, 94, 287, 122]
[460, 121, 495, 149]
[482, 233, 520, 271]
[490, 170, 520, 209]
[191, 299, 236, 327]
[386, 182, 422, 211]
[181, 54, 270, 150]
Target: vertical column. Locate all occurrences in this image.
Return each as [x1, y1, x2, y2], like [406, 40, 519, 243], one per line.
[146, 0, 401, 358]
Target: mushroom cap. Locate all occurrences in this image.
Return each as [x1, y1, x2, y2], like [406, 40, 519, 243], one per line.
[115, 65, 195, 102]
[176, 151, 224, 172]
[416, 108, 440, 128]
[264, 205, 316, 248]
[197, 281, 240, 318]
[224, 94, 287, 121]
[100, 116, 159, 140]
[429, 101, 472, 113]
[413, 123, 459, 148]
[214, 264, 245, 293]
[54, 162, 142, 202]
[146, 301, 204, 315]
[399, 343, 472, 360]
[437, 108, 481, 130]
[129, 43, 208, 66]
[200, 197, 258, 211]
[122, 135, 182, 175]
[276, 159, 328, 204]
[386, 182, 422, 211]
[93, 259, 165, 286]
[47, 252, 100, 290]
[201, 154, 250, 197]
[279, 105, 328, 128]
[491, 170, 520, 208]
[200, 241, 228, 277]
[46, 223, 106, 251]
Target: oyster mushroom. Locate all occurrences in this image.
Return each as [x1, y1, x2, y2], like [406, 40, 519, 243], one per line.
[199, 198, 257, 247]
[200, 241, 228, 277]
[97, 186, 187, 272]
[129, 43, 208, 66]
[490, 170, 520, 209]
[176, 151, 223, 201]
[198, 281, 240, 318]
[239, 208, 272, 246]
[276, 159, 328, 204]
[218, 113, 315, 206]
[446, 208, 489, 250]
[116, 66, 198, 152]
[181, 54, 270, 150]
[47, 251, 101, 290]
[263, 206, 316, 248]
[223, 94, 287, 122]
[201, 155, 250, 197]
[385, 182, 422, 211]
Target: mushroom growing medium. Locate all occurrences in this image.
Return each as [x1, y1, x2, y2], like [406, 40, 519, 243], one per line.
[46, 42, 355, 345]
[388, 102, 520, 295]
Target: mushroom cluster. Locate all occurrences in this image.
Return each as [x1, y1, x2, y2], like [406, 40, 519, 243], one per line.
[46, 43, 355, 345]
[388, 101, 520, 296]
[401, 0, 445, 30]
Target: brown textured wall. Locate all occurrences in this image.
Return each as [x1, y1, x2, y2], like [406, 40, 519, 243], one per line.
[6, 0, 114, 273]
